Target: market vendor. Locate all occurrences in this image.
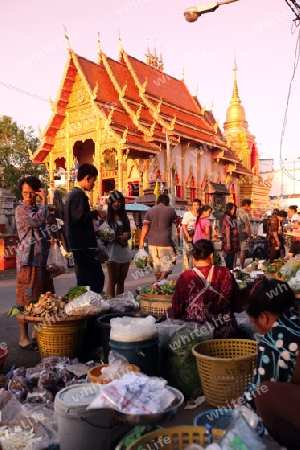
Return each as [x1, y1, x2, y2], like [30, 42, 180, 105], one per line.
[15, 176, 54, 351]
[240, 277, 300, 449]
[167, 239, 243, 338]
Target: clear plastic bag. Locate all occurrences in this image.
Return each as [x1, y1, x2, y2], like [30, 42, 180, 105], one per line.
[96, 221, 115, 242]
[46, 242, 67, 278]
[133, 248, 153, 271]
[220, 408, 267, 450]
[64, 289, 103, 316]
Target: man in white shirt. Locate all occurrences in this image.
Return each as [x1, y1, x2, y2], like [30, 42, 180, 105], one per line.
[181, 199, 201, 270]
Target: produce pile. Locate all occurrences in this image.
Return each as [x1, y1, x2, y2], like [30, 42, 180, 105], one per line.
[0, 357, 98, 449]
[279, 258, 300, 293]
[141, 280, 176, 296]
[264, 258, 286, 278]
[7, 286, 109, 319]
[23, 293, 67, 319]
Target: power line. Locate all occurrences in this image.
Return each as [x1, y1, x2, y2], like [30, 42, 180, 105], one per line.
[285, 0, 300, 19]
[0, 81, 48, 102]
[279, 25, 300, 182]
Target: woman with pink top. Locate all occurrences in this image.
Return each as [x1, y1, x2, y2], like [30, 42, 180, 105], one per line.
[193, 205, 212, 242]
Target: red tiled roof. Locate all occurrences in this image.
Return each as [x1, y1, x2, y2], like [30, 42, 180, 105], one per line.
[33, 49, 249, 177]
[127, 55, 200, 114]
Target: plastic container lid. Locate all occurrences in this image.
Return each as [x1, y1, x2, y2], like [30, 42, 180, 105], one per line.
[54, 383, 103, 415]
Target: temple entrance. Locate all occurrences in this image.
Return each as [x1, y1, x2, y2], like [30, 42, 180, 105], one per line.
[102, 179, 115, 195]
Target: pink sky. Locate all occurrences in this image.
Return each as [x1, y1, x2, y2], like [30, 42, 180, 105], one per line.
[1, 0, 299, 169]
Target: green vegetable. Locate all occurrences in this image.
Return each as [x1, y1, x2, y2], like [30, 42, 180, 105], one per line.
[65, 285, 88, 300]
[134, 257, 153, 271]
[7, 305, 23, 318]
[280, 258, 300, 282]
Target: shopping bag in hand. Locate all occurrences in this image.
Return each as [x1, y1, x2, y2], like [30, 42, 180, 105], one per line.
[134, 248, 153, 271]
[46, 242, 68, 278]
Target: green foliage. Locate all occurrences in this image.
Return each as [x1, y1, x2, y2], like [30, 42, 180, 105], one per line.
[0, 115, 49, 199]
[64, 285, 88, 300]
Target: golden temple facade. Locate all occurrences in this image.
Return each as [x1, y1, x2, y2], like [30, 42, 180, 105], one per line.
[32, 38, 252, 208]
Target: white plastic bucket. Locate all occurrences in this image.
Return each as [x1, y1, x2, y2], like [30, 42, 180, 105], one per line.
[54, 383, 111, 450]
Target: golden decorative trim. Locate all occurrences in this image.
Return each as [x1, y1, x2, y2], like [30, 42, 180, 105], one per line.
[92, 82, 98, 99]
[122, 127, 128, 142]
[135, 104, 143, 121]
[121, 50, 172, 131]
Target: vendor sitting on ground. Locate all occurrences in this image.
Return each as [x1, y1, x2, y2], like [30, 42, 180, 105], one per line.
[240, 277, 300, 449]
[167, 239, 243, 338]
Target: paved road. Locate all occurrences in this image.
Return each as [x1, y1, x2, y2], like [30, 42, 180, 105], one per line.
[0, 253, 182, 373]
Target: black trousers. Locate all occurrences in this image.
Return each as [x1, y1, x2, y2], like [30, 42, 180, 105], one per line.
[73, 248, 105, 294]
[255, 381, 300, 450]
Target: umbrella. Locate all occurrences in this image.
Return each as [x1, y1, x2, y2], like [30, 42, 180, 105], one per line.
[125, 203, 150, 212]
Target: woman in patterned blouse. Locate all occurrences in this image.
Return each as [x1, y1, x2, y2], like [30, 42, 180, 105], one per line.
[15, 176, 54, 350]
[240, 277, 300, 448]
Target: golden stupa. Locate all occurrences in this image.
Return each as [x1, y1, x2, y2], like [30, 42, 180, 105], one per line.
[223, 60, 272, 214]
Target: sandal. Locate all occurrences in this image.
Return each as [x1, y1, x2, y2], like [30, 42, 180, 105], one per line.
[19, 343, 38, 351]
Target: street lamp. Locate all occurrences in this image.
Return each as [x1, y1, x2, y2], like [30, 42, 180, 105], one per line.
[184, 0, 240, 22]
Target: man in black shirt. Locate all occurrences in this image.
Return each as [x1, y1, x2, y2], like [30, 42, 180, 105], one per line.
[64, 163, 105, 293]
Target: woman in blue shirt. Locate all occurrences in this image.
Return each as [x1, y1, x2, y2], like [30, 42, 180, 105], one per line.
[242, 277, 300, 449]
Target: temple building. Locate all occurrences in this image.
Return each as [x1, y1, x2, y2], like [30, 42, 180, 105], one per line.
[32, 36, 260, 210]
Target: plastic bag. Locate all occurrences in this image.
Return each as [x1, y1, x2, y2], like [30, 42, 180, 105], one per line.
[64, 289, 103, 316]
[98, 351, 134, 382]
[110, 315, 157, 342]
[157, 319, 214, 399]
[46, 242, 67, 278]
[87, 372, 175, 414]
[96, 221, 115, 242]
[220, 408, 266, 450]
[133, 248, 153, 271]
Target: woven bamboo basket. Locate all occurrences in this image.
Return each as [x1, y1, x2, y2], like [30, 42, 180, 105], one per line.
[34, 318, 87, 359]
[192, 339, 258, 408]
[87, 363, 140, 384]
[139, 293, 172, 317]
[126, 425, 225, 449]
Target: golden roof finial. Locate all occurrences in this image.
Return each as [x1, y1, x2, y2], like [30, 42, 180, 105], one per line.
[97, 31, 102, 64]
[195, 83, 199, 97]
[62, 24, 71, 51]
[158, 51, 164, 71]
[145, 40, 151, 65]
[118, 29, 123, 59]
[210, 100, 214, 111]
[181, 67, 185, 81]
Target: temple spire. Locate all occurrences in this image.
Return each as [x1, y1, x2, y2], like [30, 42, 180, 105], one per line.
[231, 55, 241, 105]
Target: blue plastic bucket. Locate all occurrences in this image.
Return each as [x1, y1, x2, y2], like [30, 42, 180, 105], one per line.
[193, 409, 233, 430]
[109, 337, 159, 376]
